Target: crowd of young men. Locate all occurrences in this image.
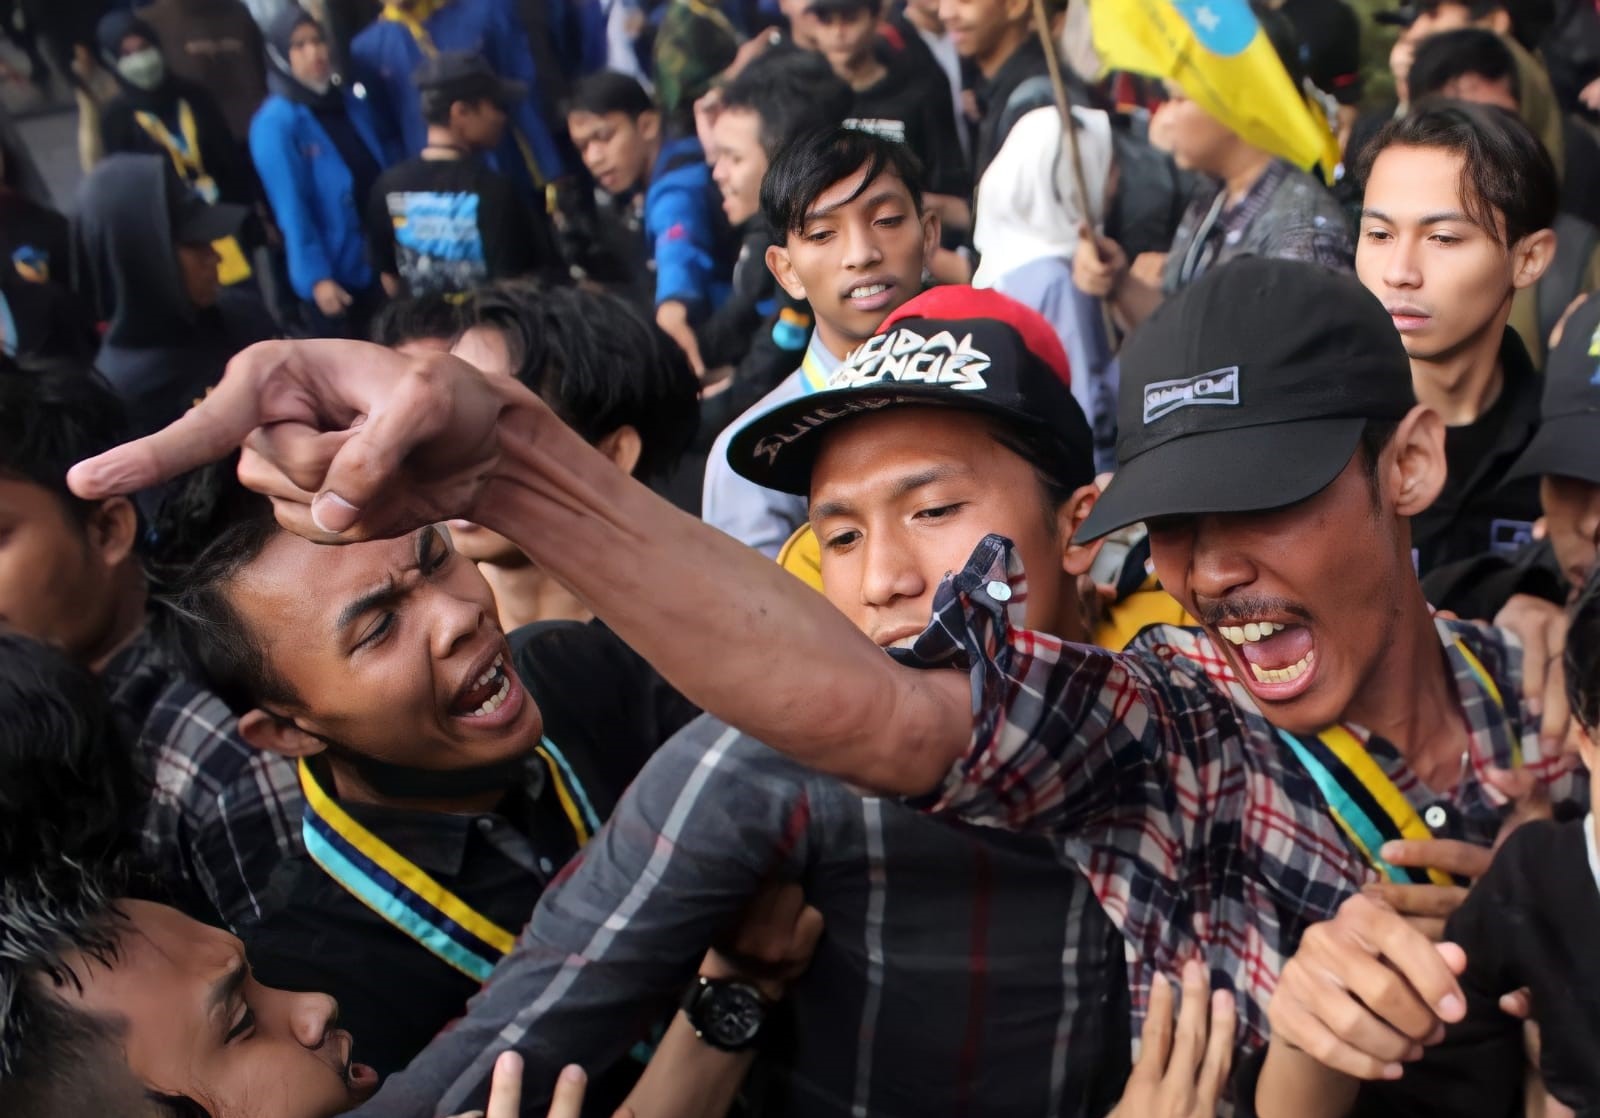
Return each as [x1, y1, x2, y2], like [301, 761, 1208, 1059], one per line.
[5, 0, 1600, 1115]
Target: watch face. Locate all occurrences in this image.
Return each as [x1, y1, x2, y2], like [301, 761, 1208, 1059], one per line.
[704, 984, 766, 1048]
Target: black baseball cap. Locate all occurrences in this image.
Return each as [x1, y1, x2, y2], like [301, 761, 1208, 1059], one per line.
[1076, 257, 1417, 542]
[169, 185, 246, 246]
[414, 51, 526, 107]
[1507, 295, 1600, 485]
[727, 285, 1095, 495]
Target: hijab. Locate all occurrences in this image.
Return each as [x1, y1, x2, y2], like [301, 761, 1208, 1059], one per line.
[971, 105, 1115, 289]
[265, 6, 342, 110]
[96, 10, 177, 114]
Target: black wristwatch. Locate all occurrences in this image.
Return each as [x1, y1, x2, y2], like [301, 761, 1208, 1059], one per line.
[680, 975, 772, 1052]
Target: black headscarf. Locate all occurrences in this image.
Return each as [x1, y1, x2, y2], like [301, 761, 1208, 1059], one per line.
[265, 6, 343, 110]
[95, 10, 177, 114]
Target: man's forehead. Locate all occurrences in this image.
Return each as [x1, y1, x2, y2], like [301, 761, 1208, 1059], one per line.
[807, 167, 909, 218]
[810, 409, 994, 499]
[241, 528, 423, 605]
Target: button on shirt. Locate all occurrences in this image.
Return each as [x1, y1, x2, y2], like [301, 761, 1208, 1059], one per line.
[1161, 159, 1354, 294]
[900, 535, 1585, 1050]
[349, 718, 1131, 1118]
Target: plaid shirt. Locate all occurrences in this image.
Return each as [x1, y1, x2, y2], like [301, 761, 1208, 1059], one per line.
[1161, 159, 1354, 293]
[902, 536, 1586, 1050]
[352, 718, 1130, 1118]
[103, 624, 303, 928]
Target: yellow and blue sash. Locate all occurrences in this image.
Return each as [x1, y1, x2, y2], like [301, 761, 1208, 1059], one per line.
[1279, 639, 1515, 887]
[134, 101, 252, 286]
[298, 740, 599, 982]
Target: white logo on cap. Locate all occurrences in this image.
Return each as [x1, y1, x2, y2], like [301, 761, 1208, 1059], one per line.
[829, 327, 991, 392]
[1143, 366, 1240, 424]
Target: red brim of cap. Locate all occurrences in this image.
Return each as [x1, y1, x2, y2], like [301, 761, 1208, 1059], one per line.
[1506, 414, 1600, 487]
[1074, 417, 1366, 542]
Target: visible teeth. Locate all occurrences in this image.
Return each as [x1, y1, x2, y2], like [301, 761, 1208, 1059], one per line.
[473, 670, 512, 716]
[851, 283, 887, 298]
[473, 654, 504, 688]
[1247, 650, 1315, 685]
[887, 635, 920, 650]
[1217, 622, 1284, 646]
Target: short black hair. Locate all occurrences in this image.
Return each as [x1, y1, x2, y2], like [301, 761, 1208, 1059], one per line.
[368, 293, 467, 348]
[420, 88, 494, 127]
[1566, 562, 1600, 733]
[1357, 100, 1558, 247]
[160, 475, 298, 717]
[720, 52, 853, 159]
[760, 125, 925, 239]
[1416, 0, 1550, 48]
[0, 982, 148, 1118]
[1408, 28, 1521, 104]
[565, 69, 654, 119]
[0, 359, 128, 525]
[462, 281, 699, 481]
[986, 416, 1095, 529]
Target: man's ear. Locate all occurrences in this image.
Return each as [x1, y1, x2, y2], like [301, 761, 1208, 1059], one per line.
[1511, 227, 1557, 291]
[594, 425, 643, 476]
[85, 496, 139, 569]
[1388, 405, 1448, 518]
[766, 242, 808, 301]
[638, 109, 661, 145]
[920, 206, 942, 269]
[1003, 0, 1029, 23]
[1057, 482, 1106, 577]
[238, 709, 327, 759]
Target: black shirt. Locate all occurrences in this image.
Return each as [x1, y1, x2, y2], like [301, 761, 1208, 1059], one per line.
[1411, 330, 1544, 576]
[245, 620, 697, 1080]
[847, 41, 971, 199]
[366, 155, 561, 295]
[972, 37, 1087, 186]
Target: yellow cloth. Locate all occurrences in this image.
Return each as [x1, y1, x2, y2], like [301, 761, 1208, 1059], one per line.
[1090, 0, 1339, 178]
[775, 525, 1194, 652]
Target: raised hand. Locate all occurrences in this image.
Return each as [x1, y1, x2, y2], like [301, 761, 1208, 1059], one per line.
[1109, 959, 1236, 1118]
[66, 340, 531, 543]
[1269, 894, 1467, 1081]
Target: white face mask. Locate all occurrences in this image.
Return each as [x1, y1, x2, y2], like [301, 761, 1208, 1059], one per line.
[117, 47, 166, 91]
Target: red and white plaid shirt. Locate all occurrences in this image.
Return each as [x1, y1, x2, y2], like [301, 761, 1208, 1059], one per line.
[899, 535, 1587, 1050]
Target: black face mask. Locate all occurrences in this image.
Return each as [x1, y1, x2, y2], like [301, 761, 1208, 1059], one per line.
[299, 725, 534, 800]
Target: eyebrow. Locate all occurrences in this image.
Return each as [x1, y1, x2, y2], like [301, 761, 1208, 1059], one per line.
[811, 465, 968, 522]
[803, 188, 903, 226]
[332, 529, 435, 636]
[1360, 207, 1477, 227]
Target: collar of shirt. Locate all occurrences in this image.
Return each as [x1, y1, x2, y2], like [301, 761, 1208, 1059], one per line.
[319, 759, 549, 880]
[799, 330, 845, 394]
[1586, 812, 1600, 897]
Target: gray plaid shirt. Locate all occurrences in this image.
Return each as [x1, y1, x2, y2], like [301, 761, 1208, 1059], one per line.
[352, 719, 1130, 1118]
[103, 624, 303, 928]
[1161, 159, 1353, 293]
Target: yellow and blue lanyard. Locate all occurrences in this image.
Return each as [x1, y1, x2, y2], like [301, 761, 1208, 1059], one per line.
[133, 101, 253, 285]
[298, 739, 600, 982]
[1279, 639, 1517, 888]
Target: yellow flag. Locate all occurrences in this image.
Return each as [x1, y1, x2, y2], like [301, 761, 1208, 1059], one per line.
[1090, 0, 1340, 178]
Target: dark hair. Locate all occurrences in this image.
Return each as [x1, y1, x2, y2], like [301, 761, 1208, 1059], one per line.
[461, 281, 699, 481]
[720, 52, 853, 159]
[368, 293, 467, 348]
[1356, 100, 1558, 247]
[1416, 0, 1550, 48]
[565, 69, 654, 119]
[986, 417, 1094, 529]
[420, 87, 494, 127]
[1566, 563, 1600, 733]
[0, 983, 148, 1118]
[760, 126, 925, 239]
[0, 360, 128, 525]
[1408, 28, 1520, 104]
[1356, 419, 1401, 506]
[159, 478, 298, 716]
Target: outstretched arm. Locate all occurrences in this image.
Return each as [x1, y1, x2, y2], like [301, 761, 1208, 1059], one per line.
[69, 341, 970, 796]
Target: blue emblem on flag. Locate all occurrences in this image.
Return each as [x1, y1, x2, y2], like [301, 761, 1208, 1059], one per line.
[1171, 0, 1257, 56]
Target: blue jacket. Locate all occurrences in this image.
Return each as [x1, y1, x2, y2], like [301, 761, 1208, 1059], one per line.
[350, 0, 566, 196]
[250, 91, 393, 301]
[645, 135, 730, 319]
